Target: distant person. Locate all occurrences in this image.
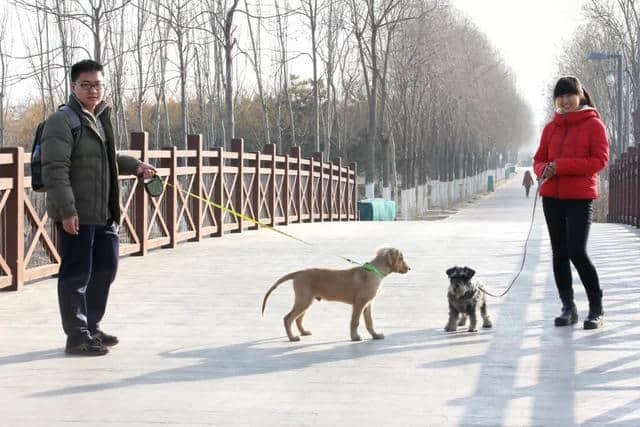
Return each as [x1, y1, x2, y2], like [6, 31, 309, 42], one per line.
[41, 59, 156, 355]
[533, 76, 608, 330]
[522, 170, 534, 197]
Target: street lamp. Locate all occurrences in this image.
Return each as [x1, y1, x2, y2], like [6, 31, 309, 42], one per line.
[588, 51, 624, 157]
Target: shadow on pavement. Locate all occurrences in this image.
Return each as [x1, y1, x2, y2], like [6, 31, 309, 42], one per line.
[29, 328, 490, 398]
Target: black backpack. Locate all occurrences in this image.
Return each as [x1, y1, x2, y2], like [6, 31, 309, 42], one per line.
[31, 105, 82, 192]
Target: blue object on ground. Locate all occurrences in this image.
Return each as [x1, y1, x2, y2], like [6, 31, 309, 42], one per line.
[358, 198, 396, 221]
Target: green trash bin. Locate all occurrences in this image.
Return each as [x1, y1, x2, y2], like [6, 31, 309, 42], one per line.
[358, 198, 396, 221]
[487, 175, 494, 192]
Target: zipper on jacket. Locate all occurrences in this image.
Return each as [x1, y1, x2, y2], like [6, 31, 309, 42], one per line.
[99, 118, 109, 223]
[554, 116, 570, 198]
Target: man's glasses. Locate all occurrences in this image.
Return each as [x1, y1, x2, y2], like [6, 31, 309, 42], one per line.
[77, 82, 105, 91]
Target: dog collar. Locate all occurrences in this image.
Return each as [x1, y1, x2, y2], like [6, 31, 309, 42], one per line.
[363, 263, 387, 279]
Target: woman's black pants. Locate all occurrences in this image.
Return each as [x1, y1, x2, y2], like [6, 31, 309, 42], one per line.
[542, 197, 602, 309]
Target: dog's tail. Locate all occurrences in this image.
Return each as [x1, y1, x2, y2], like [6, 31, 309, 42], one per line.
[261, 271, 301, 316]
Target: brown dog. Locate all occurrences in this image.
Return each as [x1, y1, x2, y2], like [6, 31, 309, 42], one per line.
[262, 247, 411, 342]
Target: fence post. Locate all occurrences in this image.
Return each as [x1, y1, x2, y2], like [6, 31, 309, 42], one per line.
[130, 132, 149, 256]
[0, 147, 24, 291]
[333, 157, 342, 221]
[284, 151, 290, 225]
[635, 147, 639, 228]
[231, 138, 244, 233]
[290, 146, 302, 223]
[187, 134, 203, 241]
[350, 162, 358, 220]
[263, 144, 277, 226]
[628, 146, 637, 227]
[250, 149, 261, 230]
[616, 158, 623, 223]
[608, 163, 614, 223]
[214, 146, 224, 237]
[312, 152, 324, 222]
[622, 152, 628, 224]
[163, 146, 178, 248]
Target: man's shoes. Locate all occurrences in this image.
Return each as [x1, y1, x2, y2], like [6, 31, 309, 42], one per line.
[92, 330, 119, 347]
[65, 337, 109, 356]
[554, 303, 578, 326]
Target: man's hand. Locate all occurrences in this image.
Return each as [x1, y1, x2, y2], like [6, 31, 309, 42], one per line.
[62, 215, 79, 235]
[542, 162, 556, 179]
[136, 162, 156, 180]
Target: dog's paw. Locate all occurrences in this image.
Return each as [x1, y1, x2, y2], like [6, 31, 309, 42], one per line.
[467, 327, 478, 333]
[300, 330, 312, 336]
[351, 334, 362, 342]
[444, 324, 457, 332]
[371, 333, 385, 340]
[482, 320, 493, 329]
[288, 336, 301, 342]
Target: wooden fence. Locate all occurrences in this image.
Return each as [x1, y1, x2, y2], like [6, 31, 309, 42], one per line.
[0, 133, 359, 291]
[608, 146, 639, 227]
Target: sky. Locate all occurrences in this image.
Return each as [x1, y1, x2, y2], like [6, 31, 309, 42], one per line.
[451, 0, 587, 151]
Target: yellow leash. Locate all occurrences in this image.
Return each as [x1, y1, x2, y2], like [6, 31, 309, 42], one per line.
[155, 178, 362, 266]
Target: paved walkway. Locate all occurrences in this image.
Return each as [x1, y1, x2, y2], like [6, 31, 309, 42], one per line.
[1, 170, 639, 427]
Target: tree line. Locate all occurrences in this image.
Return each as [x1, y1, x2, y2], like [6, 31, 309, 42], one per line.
[0, 0, 533, 196]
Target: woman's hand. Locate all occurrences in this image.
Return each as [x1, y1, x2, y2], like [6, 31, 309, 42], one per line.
[542, 162, 556, 179]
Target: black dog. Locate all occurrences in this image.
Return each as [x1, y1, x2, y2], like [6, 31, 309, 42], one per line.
[445, 266, 492, 332]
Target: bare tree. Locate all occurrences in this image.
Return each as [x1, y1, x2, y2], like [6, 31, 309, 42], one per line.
[132, 0, 156, 132]
[0, 8, 9, 147]
[155, 0, 198, 148]
[152, 0, 173, 148]
[348, 0, 406, 192]
[243, 0, 271, 145]
[274, 0, 296, 149]
[584, 0, 639, 149]
[105, 0, 130, 148]
[223, 0, 241, 144]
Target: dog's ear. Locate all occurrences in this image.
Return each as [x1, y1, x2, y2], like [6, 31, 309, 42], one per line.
[446, 267, 457, 278]
[385, 248, 398, 269]
[463, 267, 476, 279]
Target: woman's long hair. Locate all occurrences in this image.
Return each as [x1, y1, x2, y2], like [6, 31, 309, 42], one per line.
[553, 76, 596, 110]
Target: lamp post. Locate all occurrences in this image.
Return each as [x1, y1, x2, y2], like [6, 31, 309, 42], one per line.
[588, 51, 624, 157]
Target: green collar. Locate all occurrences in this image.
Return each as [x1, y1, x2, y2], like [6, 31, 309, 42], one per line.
[363, 262, 387, 279]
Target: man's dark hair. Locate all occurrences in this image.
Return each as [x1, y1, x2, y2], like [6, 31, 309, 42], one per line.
[70, 59, 104, 82]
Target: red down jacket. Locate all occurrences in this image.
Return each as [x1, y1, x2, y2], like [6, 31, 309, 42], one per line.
[533, 108, 609, 199]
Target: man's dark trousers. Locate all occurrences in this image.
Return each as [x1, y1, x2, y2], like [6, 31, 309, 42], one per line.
[57, 222, 119, 343]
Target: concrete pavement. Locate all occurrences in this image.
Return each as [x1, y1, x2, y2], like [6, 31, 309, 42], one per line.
[1, 170, 639, 426]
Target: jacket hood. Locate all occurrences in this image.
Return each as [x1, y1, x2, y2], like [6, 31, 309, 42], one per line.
[552, 107, 599, 126]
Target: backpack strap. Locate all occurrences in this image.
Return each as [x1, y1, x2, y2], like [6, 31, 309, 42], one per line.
[59, 105, 82, 144]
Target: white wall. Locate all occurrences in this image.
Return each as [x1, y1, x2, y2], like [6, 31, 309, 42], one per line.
[397, 168, 508, 220]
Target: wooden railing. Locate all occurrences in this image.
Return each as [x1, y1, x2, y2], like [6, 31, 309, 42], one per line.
[0, 133, 359, 291]
[609, 146, 639, 227]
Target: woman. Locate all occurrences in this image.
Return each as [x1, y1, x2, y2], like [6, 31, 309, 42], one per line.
[522, 170, 534, 197]
[533, 76, 609, 329]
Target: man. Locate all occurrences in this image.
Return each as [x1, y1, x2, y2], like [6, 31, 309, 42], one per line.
[41, 59, 156, 356]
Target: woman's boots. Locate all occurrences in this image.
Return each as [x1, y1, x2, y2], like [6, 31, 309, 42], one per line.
[584, 289, 604, 329]
[554, 289, 603, 329]
[554, 302, 578, 326]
